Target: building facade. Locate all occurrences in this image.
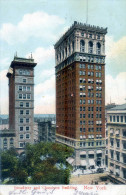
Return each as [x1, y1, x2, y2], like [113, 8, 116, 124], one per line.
[54, 21, 107, 169]
[107, 104, 126, 184]
[38, 121, 56, 143]
[6, 56, 37, 151]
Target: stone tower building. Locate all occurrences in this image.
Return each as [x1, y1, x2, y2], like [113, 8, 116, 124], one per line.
[54, 21, 107, 169]
[7, 56, 37, 151]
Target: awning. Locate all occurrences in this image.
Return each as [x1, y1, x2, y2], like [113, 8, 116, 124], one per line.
[80, 151, 86, 155]
[96, 150, 102, 154]
[89, 159, 95, 166]
[66, 157, 74, 165]
[88, 151, 94, 154]
[80, 160, 87, 166]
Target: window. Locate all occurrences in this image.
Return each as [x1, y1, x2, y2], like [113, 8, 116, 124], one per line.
[20, 134, 23, 139]
[113, 116, 115, 122]
[27, 86, 30, 91]
[26, 134, 30, 139]
[23, 94, 26, 99]
[80, 114, 82, 118]
[117, 116, 119, 122]
[97, 35, 100, 39]
[20, 118, 23, 123]
[110, 138, 114, 147]
[20, 102, 23, 107]
[23, 79, 26, 83]
[121, 116, 123, 122]
[26, 102, 29, 107]
[96, 42, 101, 54]
[27, 94, 31, 99]
[83, 114, 86, 118]
[3, 138, 7, 146]
[26, 126, 29, 131]
[116, 152, 120, 161]
[19, 94, 22, 99]
[80, 40, 85, 52]
[19, 86, 22, 91]
[23, 86, 26, 91]
[116, 140, 120, 148]
[110, 115, 112, 122]
[80, 107, 82, 111]
[20, 110, 23, 115]
[125, 116, 126, 123]
[26, 110, 29, 115]
[110, 150, 114, 159]
[83, 107, 85, 111]
[20, 126, 23, 131]
[10, 138, 14, 146]
[26, 118, 29, 123]
[123, 130, 126, 137]
[88, 41, 93, 53]
[19, 143, 24, 148]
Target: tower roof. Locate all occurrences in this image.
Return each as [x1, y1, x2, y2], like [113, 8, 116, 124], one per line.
[54, 21, 107, 48]
[10, 56, 37, 68]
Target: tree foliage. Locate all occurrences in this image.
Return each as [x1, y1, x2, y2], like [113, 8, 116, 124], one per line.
[1, 142, 74, 184]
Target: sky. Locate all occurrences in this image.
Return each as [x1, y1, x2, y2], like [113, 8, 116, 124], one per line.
[0, 0, 126, 114]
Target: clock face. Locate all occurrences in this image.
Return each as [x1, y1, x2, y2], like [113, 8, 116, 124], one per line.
[19, 69, 30, 75]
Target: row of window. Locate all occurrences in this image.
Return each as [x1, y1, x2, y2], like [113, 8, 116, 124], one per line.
[80, 120, 102, 125]
[20, 110, 30, 115]
[110, 115, 126, 123]
[20, 102, 30, 107]
[80, 107, 102, 111]
[19, 126, 30, 131]
[19, 86, 31, 91]
[80, 87, 102, 91]
[79, 71, 102, 77]
[80, 79, 102, 84]
[20, 134, 30, 139]
[57, 39, 102, 62]
[19, 94, 31, 100]
[80, 128, 102, 132]
[80, 99, 102, 104]
[3, 138, 14, 146]
[80, 64, 102, 70]
[20, 118, 30, 123]
[80, 33, 101, 40]
[19, 69, 30, 75]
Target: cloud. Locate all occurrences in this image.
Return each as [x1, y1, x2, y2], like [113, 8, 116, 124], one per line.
[106, 35, 126, 60]
[34, 75, 55, 114]
[106, 35, 126, 76]
[0, 11, 65, 44]
[105, 72, 126, 105]
[0, 69, 8, 114]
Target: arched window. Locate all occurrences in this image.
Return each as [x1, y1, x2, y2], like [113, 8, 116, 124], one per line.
[69, 44, 71, 55]
[10, 138, 14, 146]
[96, 42, 101, 54]
[65, 47, 67, 58]
[80, 40, 85, 52]
[88, 41, 93, 54]
[62, 50, 64, 59]
[72, 41, 74, 52]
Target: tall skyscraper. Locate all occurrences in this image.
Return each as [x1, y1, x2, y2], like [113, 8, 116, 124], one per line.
[7, 55, 37, 151]
[54, 21, 107, 169]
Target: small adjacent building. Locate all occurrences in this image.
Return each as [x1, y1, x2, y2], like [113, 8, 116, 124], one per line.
[107, 104, 126, 184]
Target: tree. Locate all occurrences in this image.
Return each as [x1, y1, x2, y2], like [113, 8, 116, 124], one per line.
[1, 142, 74, 184]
